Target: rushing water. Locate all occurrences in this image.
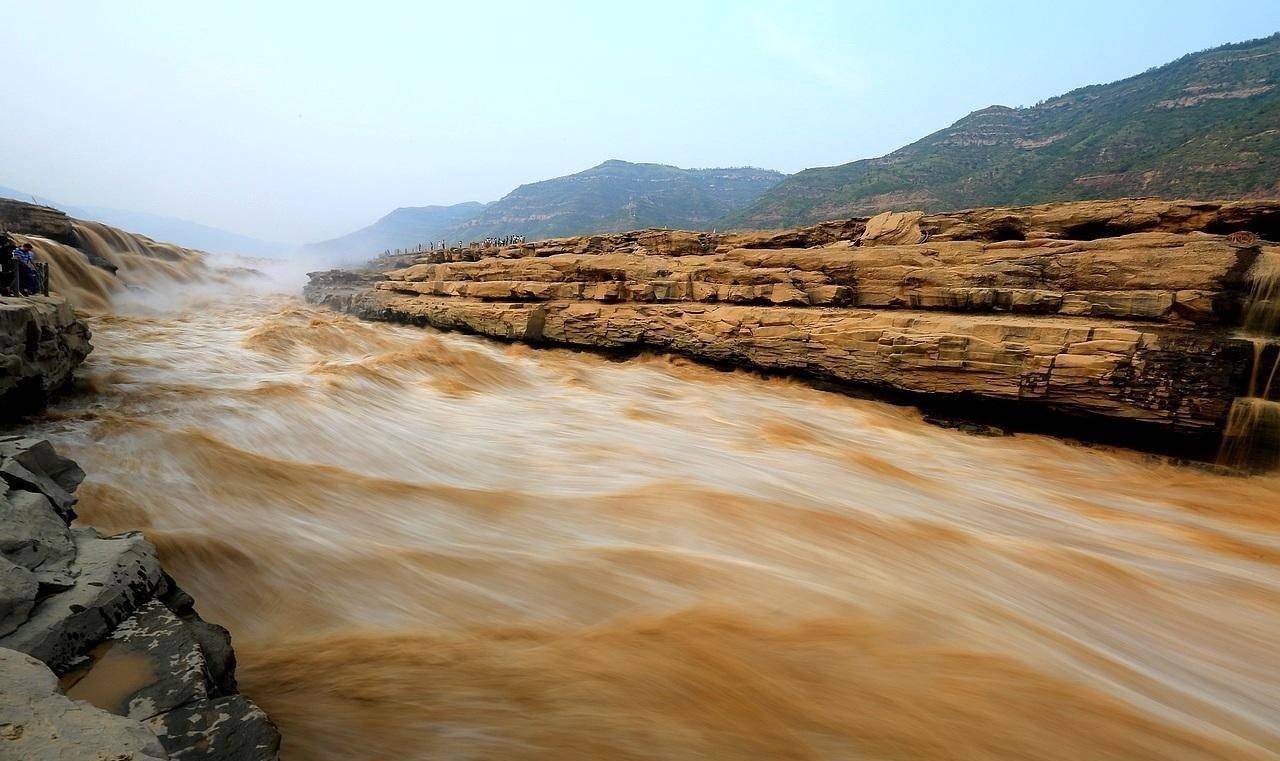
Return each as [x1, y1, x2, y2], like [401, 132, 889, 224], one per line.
[10, 284, 1277, 761]
[1220, 250, 1280, 471]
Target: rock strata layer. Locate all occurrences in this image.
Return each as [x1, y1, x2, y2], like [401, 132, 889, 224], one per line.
[307, 199, 1280, 451]
[0, 199, 74, 244]
[0, 296, 92, 415]
[0, 437, 280, 760]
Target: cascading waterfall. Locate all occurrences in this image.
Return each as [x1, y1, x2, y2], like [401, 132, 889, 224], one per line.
[1219, 249, 1280, 471]
[14, 220, 221, 311]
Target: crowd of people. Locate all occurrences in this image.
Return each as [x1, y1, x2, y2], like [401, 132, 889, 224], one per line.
[480, 234, 525, 248]
[382, 234, 528, 258]
[0, 233, 45, 297]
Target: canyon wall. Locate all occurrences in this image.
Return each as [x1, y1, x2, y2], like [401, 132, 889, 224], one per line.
[307, 199, 1280, 455]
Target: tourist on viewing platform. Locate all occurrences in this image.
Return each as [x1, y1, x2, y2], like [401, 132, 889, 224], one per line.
[12, 242, 39, 295]
[0, 235, 17, 296]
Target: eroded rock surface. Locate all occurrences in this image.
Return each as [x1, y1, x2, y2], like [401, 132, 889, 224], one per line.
[0, 438, 279, 760]
[0, 295, 92, 415]
[0, 199, 74, 244]
[308, 199, 1276, 449]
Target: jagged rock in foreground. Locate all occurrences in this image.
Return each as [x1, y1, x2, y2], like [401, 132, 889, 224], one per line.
[0, 437, 280, 760]
[0, 647, 168, 761]
[307, 198, 1280, 453]
[0, 296, 92, 415]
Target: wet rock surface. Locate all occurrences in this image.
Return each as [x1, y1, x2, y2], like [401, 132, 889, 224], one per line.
[0, 438, 279, 760]
[0, 646, 169, 761]
[308, 198, 1274, 450]
[147, 696, 282, 761]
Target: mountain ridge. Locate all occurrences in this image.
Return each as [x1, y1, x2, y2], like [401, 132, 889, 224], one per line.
[304, 160, 785, 260]
[724, 32, 1280, 229]
[301, 201, 488, 264]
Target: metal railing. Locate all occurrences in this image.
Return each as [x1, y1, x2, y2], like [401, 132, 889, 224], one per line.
[1, 260, 49, 297]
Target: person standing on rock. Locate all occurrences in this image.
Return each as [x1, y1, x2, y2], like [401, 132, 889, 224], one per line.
[12, 243, 39, 295]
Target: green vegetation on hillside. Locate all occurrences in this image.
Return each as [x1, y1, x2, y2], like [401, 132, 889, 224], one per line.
[726, 33, 1280, 230]
[449, 160, 783, 242]
[305, 161, 784, 259]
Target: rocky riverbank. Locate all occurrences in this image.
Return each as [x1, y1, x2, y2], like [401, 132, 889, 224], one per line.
[0, 436, 281, 760]
[1, 198, 281, 758]
[305, 198, 1280, 457]
[0, 296, 91, 416]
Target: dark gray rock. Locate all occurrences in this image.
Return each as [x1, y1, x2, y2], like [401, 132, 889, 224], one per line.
[0, 646, 168, 760]
[159, 571, 197, 616]
[0, 437, 86, 493]
[0, 488, 77, 590]
[63, 598, 208, 721]
[0, 528, 164, 672]
[187, 618, 238, 696]
[0, 556, 37, 637]
[0, 297, 92, 416]
[0, 458, 77, 522]
[147, 695, 281, 761]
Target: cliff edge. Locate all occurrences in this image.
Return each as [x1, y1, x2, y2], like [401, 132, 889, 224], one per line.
[307, 198, 1280, 460]
[0, 296, 91, 416]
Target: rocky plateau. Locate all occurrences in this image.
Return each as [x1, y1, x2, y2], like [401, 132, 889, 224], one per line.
[306, 198, 1280, 455]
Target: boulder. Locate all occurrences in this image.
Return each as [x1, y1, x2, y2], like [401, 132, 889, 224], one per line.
[0, 646, 168, 760]
[0, 437, 86, 493]
[859, 210, 925, 245]
[0, 488, 77, 590]
[0, 446, 80, 522]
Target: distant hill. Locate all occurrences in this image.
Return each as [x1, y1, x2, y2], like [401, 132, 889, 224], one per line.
[0, 185, 288, 257]
[305, 161, 785, 259]
[447, 160, 785, 241]
[301, 202, 487, 263]
[726, 33, 1280, 230]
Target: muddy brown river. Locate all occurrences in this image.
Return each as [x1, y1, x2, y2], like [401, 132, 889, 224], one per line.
[16, 289, 1280, 761]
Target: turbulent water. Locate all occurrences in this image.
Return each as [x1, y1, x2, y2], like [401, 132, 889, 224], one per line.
[6, 283, 1272, 761]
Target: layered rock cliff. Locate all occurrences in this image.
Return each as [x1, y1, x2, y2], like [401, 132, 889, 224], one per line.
[306, 199, 1280, 455]
[0, 296, 92, 416]
[0, 437, 281, 760]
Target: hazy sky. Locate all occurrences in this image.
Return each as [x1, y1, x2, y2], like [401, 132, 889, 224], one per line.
[3, 1, 1278, 244]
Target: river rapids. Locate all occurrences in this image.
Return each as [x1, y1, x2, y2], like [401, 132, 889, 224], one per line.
[12, 283, 1280, 760]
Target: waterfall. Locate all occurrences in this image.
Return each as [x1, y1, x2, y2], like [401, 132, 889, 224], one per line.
[1218, 249, 1280, 471]
[16, 220, 213, 311]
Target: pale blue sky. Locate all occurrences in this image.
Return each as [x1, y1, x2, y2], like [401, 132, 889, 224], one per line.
[2, 0, 1278, 243]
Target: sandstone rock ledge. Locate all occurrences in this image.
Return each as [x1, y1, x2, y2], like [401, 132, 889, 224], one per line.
[0, 296, 91, 416]
[0, 437, 280, 761]
[307, 199, 1280, 454]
